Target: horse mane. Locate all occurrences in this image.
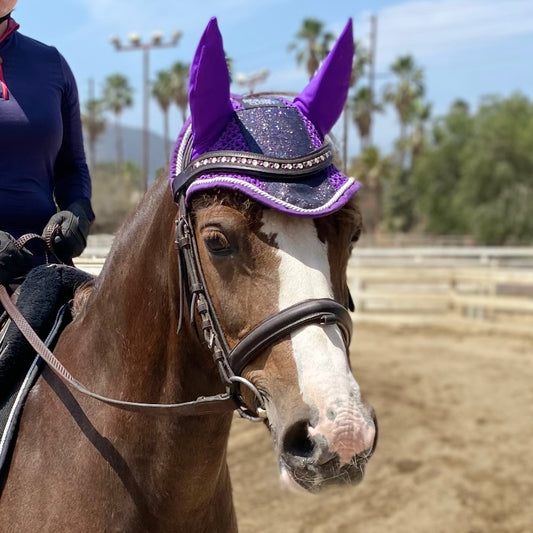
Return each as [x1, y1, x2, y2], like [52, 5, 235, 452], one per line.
[70, 280, 96, 319]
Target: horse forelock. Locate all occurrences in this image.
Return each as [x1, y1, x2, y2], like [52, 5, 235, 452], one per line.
[190, 188, 263, 225]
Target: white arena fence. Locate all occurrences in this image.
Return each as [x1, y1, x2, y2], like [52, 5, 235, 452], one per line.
[75, 238, 533, 320]
[348, 247, 533, 318]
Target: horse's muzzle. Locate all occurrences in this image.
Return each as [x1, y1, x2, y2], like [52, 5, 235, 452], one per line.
[278, 404, 377, 493]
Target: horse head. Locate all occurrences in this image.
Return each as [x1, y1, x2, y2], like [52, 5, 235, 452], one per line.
[170, 18, 377, 493]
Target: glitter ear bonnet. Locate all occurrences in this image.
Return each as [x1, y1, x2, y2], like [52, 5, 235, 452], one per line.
[170, 17, 360, 217]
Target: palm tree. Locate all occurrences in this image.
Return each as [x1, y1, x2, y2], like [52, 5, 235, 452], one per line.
[341, 40, 369, 171]
[351, 86, 383, 151]
[382, 55, 425, 168]
[350, 146, 394, 235]
[288, 18, 334, 79]
[170, 62, 190, 125]
[409, 100, 432, 166]
[81, 98, 106, 169]
[383, 55, 425, 142]
[351, 40, 369, 88]
[152, 70, 174, 157]
[102, 73, 133, 166]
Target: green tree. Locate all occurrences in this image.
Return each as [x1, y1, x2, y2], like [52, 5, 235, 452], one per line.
[410, 100, 473, 235]
[457, 94, 533, 244]
[152, 69, 174, 157]
[90, 161, 143, 233]
[288, 18, 334, 79]
[411, 94, 533, 244]
[102, 73, 134, 166]
[171, 62, 190, 125]
[81, 98, 106, 170]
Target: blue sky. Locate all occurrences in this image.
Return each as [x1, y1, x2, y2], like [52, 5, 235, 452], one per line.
[12, 0, 533, 158]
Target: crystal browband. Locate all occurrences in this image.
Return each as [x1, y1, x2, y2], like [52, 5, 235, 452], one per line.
[173, 143, 333, 199]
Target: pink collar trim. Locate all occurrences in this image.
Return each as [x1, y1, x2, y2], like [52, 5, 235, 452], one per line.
[0, 18, 19, 44]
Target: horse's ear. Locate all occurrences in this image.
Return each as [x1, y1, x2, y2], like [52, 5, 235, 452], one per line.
[189, 17, 234, 157]
[293, 19, 354, 138]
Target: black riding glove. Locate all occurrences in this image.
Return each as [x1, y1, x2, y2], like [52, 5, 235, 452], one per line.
[43, 199, 93, 263]
[0, 231, 32, 286]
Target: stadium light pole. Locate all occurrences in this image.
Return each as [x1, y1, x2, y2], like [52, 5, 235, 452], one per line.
[235, 68, 270, 95]
[110, 30, 181, 193]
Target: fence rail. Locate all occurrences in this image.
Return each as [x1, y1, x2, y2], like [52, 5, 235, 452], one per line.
[351, 246, 533, 267]
[348, 248, 533, 318]
[76, 245, 533, 319]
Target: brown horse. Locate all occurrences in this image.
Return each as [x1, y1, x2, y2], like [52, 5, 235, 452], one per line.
[0, 17, 376, 532]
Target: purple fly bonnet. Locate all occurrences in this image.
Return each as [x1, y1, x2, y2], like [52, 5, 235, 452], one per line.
[170, 17, 360, 217]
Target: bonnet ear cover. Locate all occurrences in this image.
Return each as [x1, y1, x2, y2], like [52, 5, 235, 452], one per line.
[171, 17, 361, 217]
[294, 18, 354, 138]
[188, 17, 234, 159]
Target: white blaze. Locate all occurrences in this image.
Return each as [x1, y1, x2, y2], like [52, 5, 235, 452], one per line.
[262, 211, 375, 467]
[261, 211, 361, 418]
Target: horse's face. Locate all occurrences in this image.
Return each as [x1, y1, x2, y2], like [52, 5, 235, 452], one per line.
[193, 192, 376, 492]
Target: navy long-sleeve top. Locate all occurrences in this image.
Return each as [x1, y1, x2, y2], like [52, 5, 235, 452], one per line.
[0, 19, 93, 247]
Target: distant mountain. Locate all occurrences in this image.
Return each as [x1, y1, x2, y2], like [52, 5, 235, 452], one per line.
[87, 125, 171, 183]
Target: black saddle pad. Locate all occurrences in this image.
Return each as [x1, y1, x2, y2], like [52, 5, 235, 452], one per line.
[0, 264, 93, 390]
[0, 264, 94, 483]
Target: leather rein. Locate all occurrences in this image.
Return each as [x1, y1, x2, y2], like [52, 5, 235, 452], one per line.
[0, 143, 354, 420]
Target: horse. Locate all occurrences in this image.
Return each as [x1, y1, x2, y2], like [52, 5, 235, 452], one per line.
[0, 18, 376, 532]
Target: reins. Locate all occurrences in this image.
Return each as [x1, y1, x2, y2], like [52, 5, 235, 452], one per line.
[14, 224, 65, 266]
[0, 285, 239, 416]
[0, 230, 240, 416]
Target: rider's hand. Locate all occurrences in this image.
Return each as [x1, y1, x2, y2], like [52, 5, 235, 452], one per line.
[43, 199, 93, 263]
[0, 231, 32, 286]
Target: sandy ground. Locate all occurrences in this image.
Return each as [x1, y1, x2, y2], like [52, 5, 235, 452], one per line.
[227, 316, 533, 533]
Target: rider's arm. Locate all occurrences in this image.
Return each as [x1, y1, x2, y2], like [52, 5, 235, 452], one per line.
[52, 53, 94, 220]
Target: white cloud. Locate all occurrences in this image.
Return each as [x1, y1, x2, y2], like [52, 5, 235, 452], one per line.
[76, 0, 277, 39]
[358, 0, 533, 69]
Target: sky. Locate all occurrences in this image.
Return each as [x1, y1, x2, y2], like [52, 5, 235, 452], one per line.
[11, 0, 533, 159]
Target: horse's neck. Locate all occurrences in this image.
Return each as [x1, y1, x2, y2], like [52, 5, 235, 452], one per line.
[47, 177, 235, 521]
[60, 175, 229, 425]
[83, 178, 184, 384]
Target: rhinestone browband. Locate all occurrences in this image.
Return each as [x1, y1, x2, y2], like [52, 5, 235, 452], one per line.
[172, 143, 333, 199]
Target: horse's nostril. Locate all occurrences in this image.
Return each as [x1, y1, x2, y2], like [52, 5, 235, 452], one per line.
[370, 410, 379, 455]
[283, 420, 315, 458]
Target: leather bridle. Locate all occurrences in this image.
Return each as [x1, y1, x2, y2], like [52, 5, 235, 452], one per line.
[171, 129, 354, 419]
[173, 194, 352, 420]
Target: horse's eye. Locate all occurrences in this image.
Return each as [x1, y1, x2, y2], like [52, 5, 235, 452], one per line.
[204, 230, 232, 255]
[348, 228, 361, 255]
[350, 228, 361, 247]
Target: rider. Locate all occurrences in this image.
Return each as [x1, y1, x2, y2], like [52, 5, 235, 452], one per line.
[0, 0, 94, 287]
